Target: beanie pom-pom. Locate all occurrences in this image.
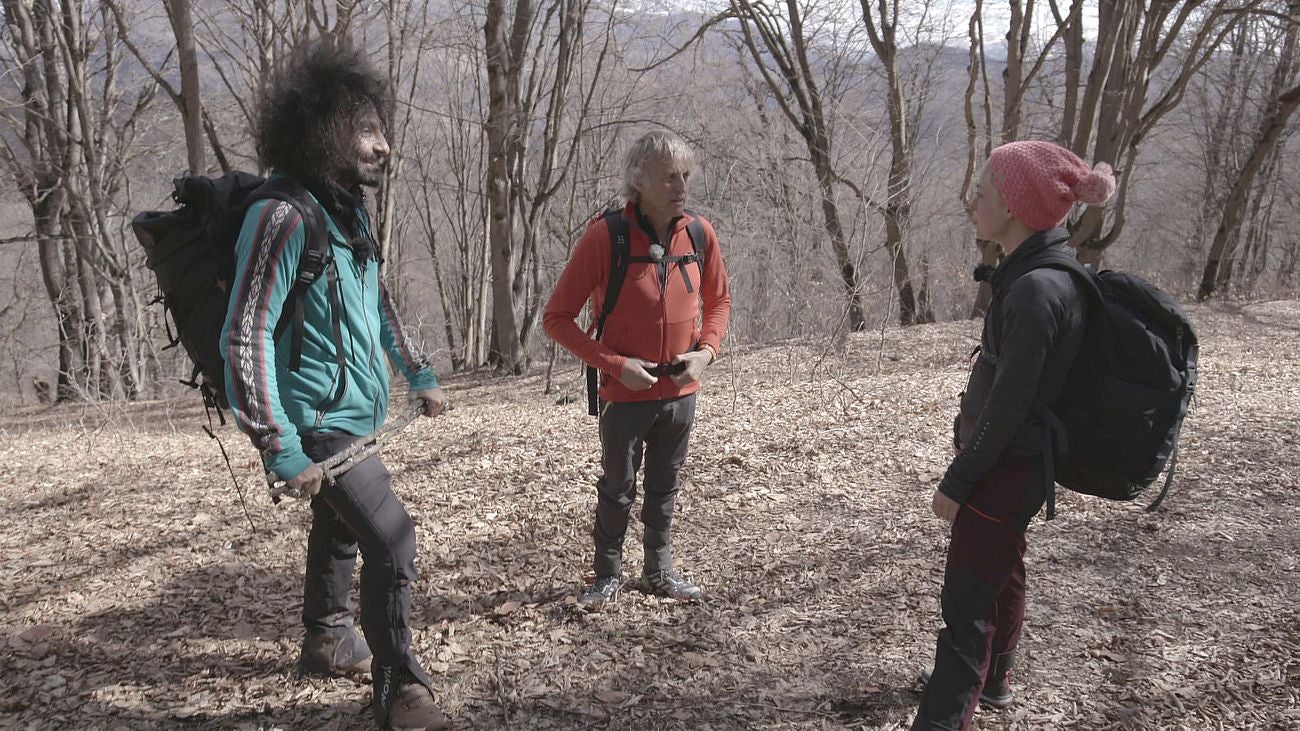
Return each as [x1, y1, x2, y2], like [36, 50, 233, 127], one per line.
[1074, 162, 1116, 206]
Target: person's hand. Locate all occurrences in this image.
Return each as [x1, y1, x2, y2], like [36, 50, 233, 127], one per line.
[931, 488, 961, 524]
[412, 387, 449, 417]
[669, 349, 712, 386]
[619, 358, 658, 391]
[287, 463, 325, 497]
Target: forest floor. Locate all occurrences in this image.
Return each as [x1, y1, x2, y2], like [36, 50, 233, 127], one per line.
[1, 300, 1297, 731]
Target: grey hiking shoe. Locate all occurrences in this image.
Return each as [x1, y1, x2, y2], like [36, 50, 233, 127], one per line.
[639, 569, 702, 602]
[299, 627, 371, 677]
[578, 575, 621, 611]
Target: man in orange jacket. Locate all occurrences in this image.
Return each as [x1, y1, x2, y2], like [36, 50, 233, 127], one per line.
[543, 130, 731, 610]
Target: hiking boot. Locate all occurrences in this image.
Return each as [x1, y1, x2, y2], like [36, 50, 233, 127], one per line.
[387, 681, 450, 730]
[919, 649, 1017, 709]
[639, 569, 702, 602]
[577, 575, 621, 611]
[298, 627, 371, 677]
[980, 649, 1017, 708]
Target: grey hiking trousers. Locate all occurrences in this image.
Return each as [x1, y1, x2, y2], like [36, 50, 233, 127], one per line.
[593, 394, 697, 578]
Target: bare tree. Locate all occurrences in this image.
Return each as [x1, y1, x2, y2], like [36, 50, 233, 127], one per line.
[728, 0, 870, 330]
[857, 0, 937, 325]
[0, 0, 156, 400]
[483, 0, 617, 373]
[1194, 2, 1299, 299]
[104, 0, 231, 173]
[166, 0, 205, 174]
[405, 14, 493, 371]
[1199, 83, 1299, 297]
[1056, 0, 1264, 264]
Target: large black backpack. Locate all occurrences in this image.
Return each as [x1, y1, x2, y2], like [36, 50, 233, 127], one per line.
[131, 172, 333, 413]
[585, 209, 707, 416]
[1033, 258, 1199, 517]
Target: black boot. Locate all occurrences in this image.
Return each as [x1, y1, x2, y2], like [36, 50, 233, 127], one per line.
[918, 648, 1017, 710]
[980, 649, 1017, 709]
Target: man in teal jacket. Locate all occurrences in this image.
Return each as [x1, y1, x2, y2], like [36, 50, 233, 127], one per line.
[220, 40, 448, 730]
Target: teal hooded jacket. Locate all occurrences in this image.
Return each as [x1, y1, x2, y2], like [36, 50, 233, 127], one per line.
[220, 189, 438, 481]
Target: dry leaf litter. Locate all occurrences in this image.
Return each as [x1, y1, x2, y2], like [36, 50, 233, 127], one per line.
[1, 301, 1297, 730]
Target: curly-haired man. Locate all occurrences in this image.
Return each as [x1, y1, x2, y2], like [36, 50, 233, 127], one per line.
[220, 40, 448, 729]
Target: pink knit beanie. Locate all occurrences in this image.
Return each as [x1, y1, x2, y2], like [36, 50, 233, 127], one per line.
[988, 141, 1116, 231]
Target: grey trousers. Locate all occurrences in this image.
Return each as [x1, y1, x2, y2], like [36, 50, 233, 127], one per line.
[593, 394, 697, 577]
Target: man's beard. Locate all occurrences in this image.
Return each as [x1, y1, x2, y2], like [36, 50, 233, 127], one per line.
[352, 159, 385, 188]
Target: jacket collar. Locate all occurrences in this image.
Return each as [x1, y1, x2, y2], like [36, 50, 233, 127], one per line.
[625, 201, 687, 242]
[990, 227, 1071, 297]
[293, 174, 377, 264]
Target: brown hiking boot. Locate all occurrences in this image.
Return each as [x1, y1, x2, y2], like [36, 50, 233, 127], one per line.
[387, 681, 449, 730]
[298, 627, 371, 677]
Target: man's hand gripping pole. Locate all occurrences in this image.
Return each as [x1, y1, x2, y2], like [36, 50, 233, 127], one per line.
[266, 400, 440, 503]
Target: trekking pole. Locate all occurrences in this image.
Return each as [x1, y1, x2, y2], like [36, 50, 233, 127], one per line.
[267, 400, 449, 503]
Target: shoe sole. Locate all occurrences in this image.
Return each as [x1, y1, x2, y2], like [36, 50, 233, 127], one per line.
[919, 670, 1012, 709]
[298, 657, 371, 678]
[637, 583, 701, 602]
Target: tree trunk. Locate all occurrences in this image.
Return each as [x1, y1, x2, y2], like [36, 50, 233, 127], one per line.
[730, 0, 867, 331]
[1198, 83, 1300, 301]
[164, 0, 206, 175]
[809, 143, 867, 331]
[484, 0, 527, 373]
[860, 0, 931, 325]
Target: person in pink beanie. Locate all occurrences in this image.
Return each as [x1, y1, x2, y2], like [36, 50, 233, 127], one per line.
[912, 141, 1115, 730]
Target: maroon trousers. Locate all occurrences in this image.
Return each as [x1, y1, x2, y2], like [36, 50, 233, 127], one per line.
[913, 458, 1045, 731]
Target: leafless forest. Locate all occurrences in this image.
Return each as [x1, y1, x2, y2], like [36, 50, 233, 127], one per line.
[1, 3, 1299, 729]
[0, 0, 1298, 403]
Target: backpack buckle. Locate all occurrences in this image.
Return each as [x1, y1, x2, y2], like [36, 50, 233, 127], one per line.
[298, 247, 328, 285]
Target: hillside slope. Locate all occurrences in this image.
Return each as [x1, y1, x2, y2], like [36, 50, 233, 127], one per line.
[1, 301, 1296, 730]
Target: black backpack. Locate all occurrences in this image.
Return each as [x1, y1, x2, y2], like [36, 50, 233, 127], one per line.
[131, 172, 335, 414]
[1032, 258, 1199, 517]
[585, 209, 707, 416]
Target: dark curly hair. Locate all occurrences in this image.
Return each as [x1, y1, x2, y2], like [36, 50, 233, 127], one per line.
[256, 39, 391, 181]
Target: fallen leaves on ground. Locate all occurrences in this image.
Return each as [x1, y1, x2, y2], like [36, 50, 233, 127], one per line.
[1, 301, 1297, 730]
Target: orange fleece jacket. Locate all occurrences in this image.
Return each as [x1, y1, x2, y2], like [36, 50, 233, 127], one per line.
[543, 204, 731, 404]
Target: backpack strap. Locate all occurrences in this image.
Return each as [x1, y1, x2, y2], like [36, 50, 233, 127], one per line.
[317, 262, 350, 415]
[250, 178, 351, 418]
[253, 179, 334, 372]
[669, 211, 707, 294]
[1014, 254, 1098, 521]
[1144, 431, 1181, 512]
[684, 212, 705, 256]
[587, 210, 631, 416]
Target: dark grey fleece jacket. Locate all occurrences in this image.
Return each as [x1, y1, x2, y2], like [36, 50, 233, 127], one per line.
[939, 228, 1088, 504]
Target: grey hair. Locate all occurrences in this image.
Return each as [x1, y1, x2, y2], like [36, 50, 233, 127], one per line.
[622, 130, 695, 202]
